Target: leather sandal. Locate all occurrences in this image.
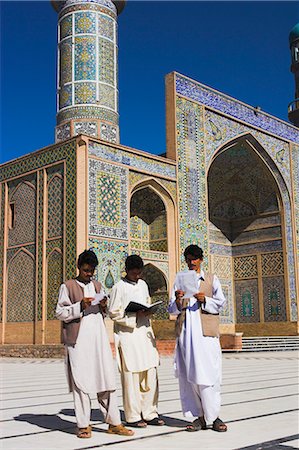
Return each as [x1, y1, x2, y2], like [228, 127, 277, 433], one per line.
[126, 420, 147, 428]
[145, 416, 165, 426]
[107, 424, 134, 436]
[212, 417, 227, 432]
[77, 425, 92, 438]
[186, 416, 207, 432]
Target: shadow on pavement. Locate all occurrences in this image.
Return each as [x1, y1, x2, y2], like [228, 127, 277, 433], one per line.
[14, 413, 76, 435]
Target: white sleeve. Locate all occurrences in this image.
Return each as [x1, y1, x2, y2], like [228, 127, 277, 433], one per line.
[108, 283, 137, 329]
[168, 283, 180, 315]
[55, 284, 82, 322]
[201, 275, 226, 314]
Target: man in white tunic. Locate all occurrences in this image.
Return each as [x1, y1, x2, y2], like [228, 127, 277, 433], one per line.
[168, 245, 227, 432]
[109, 255, 164, 428]
[55, 250, 134, 439]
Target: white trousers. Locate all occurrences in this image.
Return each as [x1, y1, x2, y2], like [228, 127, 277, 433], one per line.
[71, 375, 121, 428]
[121, 366, 159, 423]
[178, 367, 221, 424]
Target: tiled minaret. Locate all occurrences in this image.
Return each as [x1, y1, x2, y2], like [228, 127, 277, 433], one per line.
[52, 0, 125, 143]
[288, 23, 299, 127]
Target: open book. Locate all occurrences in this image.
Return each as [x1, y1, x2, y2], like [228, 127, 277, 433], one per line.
[125, 300, 163, 314]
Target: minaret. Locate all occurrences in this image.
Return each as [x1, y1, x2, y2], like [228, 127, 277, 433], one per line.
[51, 0, 125, 143]
[288, 23, 299, 127]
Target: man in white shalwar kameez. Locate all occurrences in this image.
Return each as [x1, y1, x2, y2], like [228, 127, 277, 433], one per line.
[55, 250, 133, 439]
[109, 255, 164, 428]
[168, 245, 228, 432]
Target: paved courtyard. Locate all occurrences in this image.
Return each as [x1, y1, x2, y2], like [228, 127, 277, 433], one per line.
[0, 351, 298, 450]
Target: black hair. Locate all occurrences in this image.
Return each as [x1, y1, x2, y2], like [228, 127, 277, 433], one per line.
[125, 254, 144, 271]
[77, 250, 98, 268]
[183, 245, 204, 260]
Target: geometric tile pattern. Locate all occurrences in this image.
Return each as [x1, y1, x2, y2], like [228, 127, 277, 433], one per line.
[89, 141, 176, 179]
[89, 159, 128, 239]
[129, 171, 177, 201]
[176, 96, 208, 268]
[205, 110, 292, 192]
[1, 141, 77, 326]
[211, 254, 234, 323]
[47, 249, 63, 320]
[261, 252, 284, 277]
[234, 255, 258, 279]
[100, 122, 118, 143]
[263, 276, 287, 322]
[291, 143, 299, 320]
[47, 172, 64, 239]
[8, 179, 36, 247]
[235, 279, 260, 323]
[99, 38, 114, 85]
[88, 238, 129, 292]
[98, 13, 115, 40]
[56, 0, 118, 142]
[211, 255, 232, 280]
[7, 249, 35, 322]
[75, 36, 96, 81]
[74, 121, 98, 136]
[0, 185, 5, 318]
[176, 73, 299, 143]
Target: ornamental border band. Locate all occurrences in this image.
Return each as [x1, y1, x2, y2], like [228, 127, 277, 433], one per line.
[55, 244, 227, 439]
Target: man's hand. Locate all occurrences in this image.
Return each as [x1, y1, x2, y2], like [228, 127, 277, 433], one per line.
[175, 290, 185, 310]
[81, 297, 93, 310]
[100, 296, 108, 312]
[194, 292, 206, 304]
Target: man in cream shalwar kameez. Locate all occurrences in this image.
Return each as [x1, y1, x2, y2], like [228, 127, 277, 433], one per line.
[56, 250, 133, 439]
[168, 245, 227, 432]
[109, 255, 163, 428]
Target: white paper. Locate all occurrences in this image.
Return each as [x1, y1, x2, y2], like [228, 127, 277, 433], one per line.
[91, 290, 105, 305]
[174, 270, 199, 298]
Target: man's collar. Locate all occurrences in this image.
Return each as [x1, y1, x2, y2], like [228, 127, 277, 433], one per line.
[122, 277, 138, 285]
[198, 270, 205, 281]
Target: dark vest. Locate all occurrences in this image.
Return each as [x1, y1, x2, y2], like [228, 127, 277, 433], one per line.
[62, 279, 102, 346]
[175, 272, 215, 337]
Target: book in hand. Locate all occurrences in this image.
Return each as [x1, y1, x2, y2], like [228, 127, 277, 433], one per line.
[125, 300, 163, 314]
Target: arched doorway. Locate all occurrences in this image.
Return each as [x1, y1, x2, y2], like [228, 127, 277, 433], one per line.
[142, 264, 168, 319]
[208, 137, 288, 335]
[130, 186, 168, 253]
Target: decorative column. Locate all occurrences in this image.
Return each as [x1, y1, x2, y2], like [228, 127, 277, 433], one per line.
[52, 0, 125, 143]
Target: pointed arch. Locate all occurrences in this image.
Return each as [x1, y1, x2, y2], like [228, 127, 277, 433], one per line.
[8, 180, 36, 246]
[6, 248, 35, 323]
[129, 178, 178, 287]
[143, 263, 168, 320]
[207, 133, 292, 330]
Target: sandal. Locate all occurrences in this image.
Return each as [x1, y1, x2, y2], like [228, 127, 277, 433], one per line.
[212, 417, 227, 432]
[145, 416, 165, 426]
[126, 420, 147, 428]
[77, 425, 92, 438]
[186, 417, 207, 432]
[107, 424, 134, 436]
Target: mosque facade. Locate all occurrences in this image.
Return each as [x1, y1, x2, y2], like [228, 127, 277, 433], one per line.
[0, 0, 298, 345]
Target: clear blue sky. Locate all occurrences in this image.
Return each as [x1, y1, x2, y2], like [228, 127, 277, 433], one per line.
[1, 1, 298, 164]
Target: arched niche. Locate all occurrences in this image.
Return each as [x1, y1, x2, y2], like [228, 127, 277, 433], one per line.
[8, 181, 36, 247]
[130, 186, 168, 252]
[143, 263, 168, 319]
[207, 135, 289, 329]
[7, 248, 35, 323]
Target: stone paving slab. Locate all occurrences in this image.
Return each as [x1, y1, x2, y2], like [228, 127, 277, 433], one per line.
[0, 351, 298, 450]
